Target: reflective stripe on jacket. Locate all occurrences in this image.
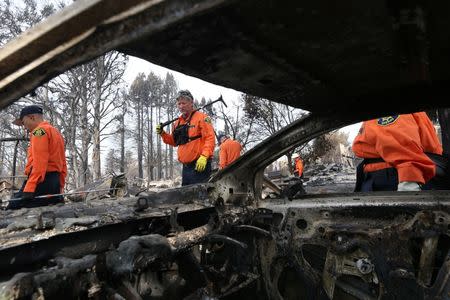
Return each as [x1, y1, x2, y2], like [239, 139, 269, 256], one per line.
[219, 138, 242, 169]
[161, 111, 215, 164]
[24, 121, 67, 193]
[352, 112, 442, 184]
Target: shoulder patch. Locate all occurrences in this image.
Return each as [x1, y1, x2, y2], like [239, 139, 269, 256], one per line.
[377, 115, 399, 126]
[32, 127, 46, 137]
[204, 117, 212, 124]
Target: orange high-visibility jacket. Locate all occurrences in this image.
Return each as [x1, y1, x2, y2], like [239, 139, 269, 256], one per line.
[161, 111, 215, 164]
[24, 121, 67, 193]
[352, 112, 442, 184]
[219, 138, 242, 169]
[295, 158, 304, 177]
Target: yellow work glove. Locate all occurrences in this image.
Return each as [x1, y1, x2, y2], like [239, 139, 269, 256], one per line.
[195, 155, 208, 172]
[156, 123, 163, 135]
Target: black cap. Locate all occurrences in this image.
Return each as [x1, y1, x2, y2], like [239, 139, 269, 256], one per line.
[13, 105, 43, 125]
[217, 134, 228, 144]
[176, 90, 194, 101]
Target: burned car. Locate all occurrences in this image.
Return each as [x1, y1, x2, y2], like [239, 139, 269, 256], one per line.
[0, 0, 449, 299]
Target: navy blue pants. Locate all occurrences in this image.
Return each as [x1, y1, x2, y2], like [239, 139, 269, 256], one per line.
[358, 167, 448, 192]
[7, 172, 64, 209]
[360, 168, 398, 192]
[182, 160, 211, 186]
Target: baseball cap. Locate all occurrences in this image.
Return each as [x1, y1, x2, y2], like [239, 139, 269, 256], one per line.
[13, 105, 43, 125]
[217, 133, 228, 144]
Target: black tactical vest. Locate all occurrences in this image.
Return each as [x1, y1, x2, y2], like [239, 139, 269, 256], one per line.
[173, 112, 201, 146]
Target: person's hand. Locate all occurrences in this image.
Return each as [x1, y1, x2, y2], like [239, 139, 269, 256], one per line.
[21, 192, 34, 201]
[397, 181, 421, 191]
[156, 123, 163, 135]
[195, 155, 208, 172]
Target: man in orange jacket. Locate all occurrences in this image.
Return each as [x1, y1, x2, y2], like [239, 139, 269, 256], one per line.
[156, 90, 216, 186]
[9, 105, 67, 209]
[218, 134, 242, 169]
[293, 154, 304, 177]
[352, 112, 446, 192]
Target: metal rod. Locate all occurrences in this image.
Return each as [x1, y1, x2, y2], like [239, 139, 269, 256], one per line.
[0, 137, 29, 142]
[0, 175, 28, 179]
[160, 95, 227, 127]
[233, 225, 272, 238]
[3, 188, 119, 203]
[205, 234, 248, 249]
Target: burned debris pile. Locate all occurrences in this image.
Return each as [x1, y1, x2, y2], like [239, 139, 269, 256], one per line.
[264, 162, 356, 198]
[303, 162, 356, 193]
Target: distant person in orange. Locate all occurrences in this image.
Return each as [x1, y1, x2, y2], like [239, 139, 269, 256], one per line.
[218, 134, 242, 169]
[352, 112, 446, 192]
[293, 154, 304, 177]
[8, 105, 67, 209]
[156, 90, 215, 186]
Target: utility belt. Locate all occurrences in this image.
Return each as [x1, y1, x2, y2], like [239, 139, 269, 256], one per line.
[355, 152, 449, 192]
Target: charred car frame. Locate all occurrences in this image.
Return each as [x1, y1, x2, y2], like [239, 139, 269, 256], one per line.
[0, 0, 449, 299]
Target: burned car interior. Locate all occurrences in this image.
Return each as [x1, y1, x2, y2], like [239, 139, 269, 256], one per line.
[0, 0, 449, 299]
